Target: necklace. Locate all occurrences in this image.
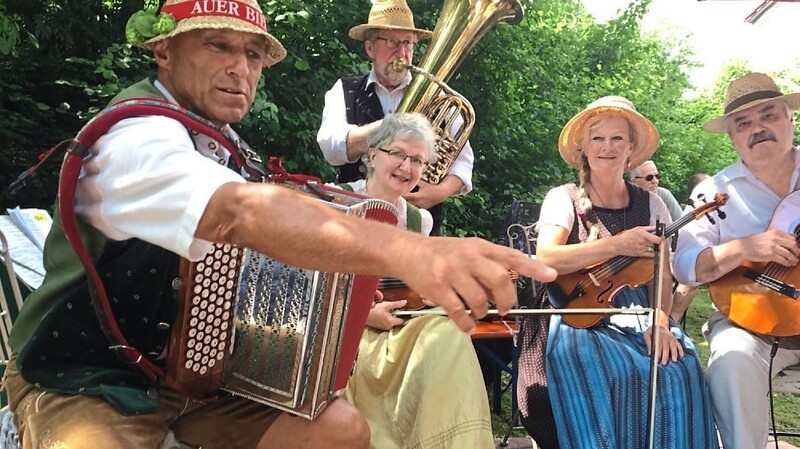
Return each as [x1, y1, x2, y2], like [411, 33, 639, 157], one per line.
[588, 183, 628, 235]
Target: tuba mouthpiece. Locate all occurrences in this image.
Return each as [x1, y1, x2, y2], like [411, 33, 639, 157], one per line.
[392, 58, 409, 72]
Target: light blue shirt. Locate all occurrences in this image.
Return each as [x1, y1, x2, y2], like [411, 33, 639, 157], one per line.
[673, 148, 800, 285]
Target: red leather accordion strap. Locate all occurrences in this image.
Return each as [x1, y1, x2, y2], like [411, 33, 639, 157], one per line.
[58, 98, 257, 384]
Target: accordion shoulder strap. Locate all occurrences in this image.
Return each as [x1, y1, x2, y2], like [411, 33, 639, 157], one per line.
[58, 99, 250, 383]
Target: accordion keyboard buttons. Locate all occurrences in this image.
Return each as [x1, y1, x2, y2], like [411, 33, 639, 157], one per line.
[176, 245, 241, 377]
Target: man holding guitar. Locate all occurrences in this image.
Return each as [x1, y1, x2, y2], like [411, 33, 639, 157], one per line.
[673, 72, 800, 449]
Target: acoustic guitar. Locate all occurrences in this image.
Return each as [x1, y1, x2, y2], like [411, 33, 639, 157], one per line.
[709, 189, 800, 337]
[547, 193, 728, 329]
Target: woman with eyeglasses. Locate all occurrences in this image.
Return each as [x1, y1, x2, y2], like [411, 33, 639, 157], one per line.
[516, 96, 717, 449]
[333, 112, 495, 449]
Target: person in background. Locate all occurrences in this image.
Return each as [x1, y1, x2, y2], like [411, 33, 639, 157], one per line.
[629, 160, 683, 221]
[517, 96, 717, 449]
[673, 72, 800, 449]
[686, 173, 710, 199]
[316, 0, 474, 236]
[335, 112, 494, 449]
[2, 2, 556, 448]
[669, 172, 710, 322]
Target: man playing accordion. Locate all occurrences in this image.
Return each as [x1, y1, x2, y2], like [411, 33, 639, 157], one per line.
[3, 1, 556, 449]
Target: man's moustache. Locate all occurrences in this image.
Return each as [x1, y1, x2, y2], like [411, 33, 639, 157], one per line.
[748, 131, 776, 148]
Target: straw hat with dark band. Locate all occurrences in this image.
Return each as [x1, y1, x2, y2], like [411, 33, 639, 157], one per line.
[558, 96, 660, 171]
[348, 0, 433, 41]
[127, 0, 286, 67]
[704, 72, 800, 133]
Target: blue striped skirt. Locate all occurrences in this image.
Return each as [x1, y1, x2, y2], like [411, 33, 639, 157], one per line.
[546, 287, 718, 449]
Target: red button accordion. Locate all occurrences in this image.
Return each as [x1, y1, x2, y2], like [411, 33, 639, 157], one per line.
[166, 182, 399, 419]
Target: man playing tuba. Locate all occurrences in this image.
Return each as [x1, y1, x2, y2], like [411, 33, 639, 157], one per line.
[316, 0, 474, 236]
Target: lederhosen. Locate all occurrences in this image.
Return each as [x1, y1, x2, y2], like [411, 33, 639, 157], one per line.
[338, 75, 446, 235]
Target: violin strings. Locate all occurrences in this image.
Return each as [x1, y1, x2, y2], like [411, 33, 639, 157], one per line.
[569, 203, 717, 300]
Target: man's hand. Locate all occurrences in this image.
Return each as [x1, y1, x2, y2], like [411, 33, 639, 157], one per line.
[404, 181, 449, 209]
[404, 175, 465, 210]
[742, 229, 800, 266]
[344, 120, 382, 162]
[393, 237, 557, 333]
[696, 229, 800, 284]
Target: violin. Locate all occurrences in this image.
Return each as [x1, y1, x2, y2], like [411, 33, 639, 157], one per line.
[378, 271, 523, 312]
[378, 278, 427, 311]
[547, 193, 728, 329]
[709, 190, 800, 337]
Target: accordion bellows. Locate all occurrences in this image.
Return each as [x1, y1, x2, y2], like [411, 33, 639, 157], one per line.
[166, 184, 399, 419]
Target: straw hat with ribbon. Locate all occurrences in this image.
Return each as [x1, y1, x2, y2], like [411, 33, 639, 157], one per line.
[125, 0, 286, 67]
[348, 0, 433, 41]
[558, 95, 660, 171]
[704, 72, 800, 133]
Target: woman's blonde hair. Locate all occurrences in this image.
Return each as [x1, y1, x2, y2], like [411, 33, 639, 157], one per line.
[574, 114, 635, 241]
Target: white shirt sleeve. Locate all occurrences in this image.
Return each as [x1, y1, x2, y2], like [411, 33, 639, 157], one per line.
[537, 186, 575, 231]
[317, 79, 360, 166]
[76, 115, 245, 261]
[673, 181, 721, 286]
[420, 208, 433, 236]
[446, 140, 474, 194]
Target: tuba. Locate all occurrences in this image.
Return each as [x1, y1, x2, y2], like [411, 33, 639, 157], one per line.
[396, 0, 524, 185]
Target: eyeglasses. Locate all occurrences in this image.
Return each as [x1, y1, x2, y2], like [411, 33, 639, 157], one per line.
[375, 36, 416, 51]
[376, 148, 428, 168]
[634, 174, 660, 182]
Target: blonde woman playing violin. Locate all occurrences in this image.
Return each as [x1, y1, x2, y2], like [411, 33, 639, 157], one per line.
[332, 112, 494, 449]
[516, 96, 717, 449]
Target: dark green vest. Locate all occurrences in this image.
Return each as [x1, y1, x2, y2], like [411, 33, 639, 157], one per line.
[10, 79, 212, 415]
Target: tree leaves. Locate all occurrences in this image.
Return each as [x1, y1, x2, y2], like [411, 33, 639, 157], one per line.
[1, 0, 797, 238]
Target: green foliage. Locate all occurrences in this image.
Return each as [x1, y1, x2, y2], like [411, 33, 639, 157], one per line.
[451, 0, 698, 237]
[1, 0, 799, 239]
[0, 0, 148, 210]
[0, 7, 21, 56]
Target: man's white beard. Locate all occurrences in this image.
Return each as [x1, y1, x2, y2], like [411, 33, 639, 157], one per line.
[381, 66, 407, 89]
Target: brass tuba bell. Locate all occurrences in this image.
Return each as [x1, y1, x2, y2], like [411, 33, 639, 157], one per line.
[395, 0, 524, 185]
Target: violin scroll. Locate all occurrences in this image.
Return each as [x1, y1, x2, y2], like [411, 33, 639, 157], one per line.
[693, 193, 728, 224]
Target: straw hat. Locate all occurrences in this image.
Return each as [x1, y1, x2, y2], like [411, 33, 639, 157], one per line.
[558, 96, 660, 171]
[126, 0, 286, 67]
[348, 0, 433, 41]
[704, 72, 800, 133]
